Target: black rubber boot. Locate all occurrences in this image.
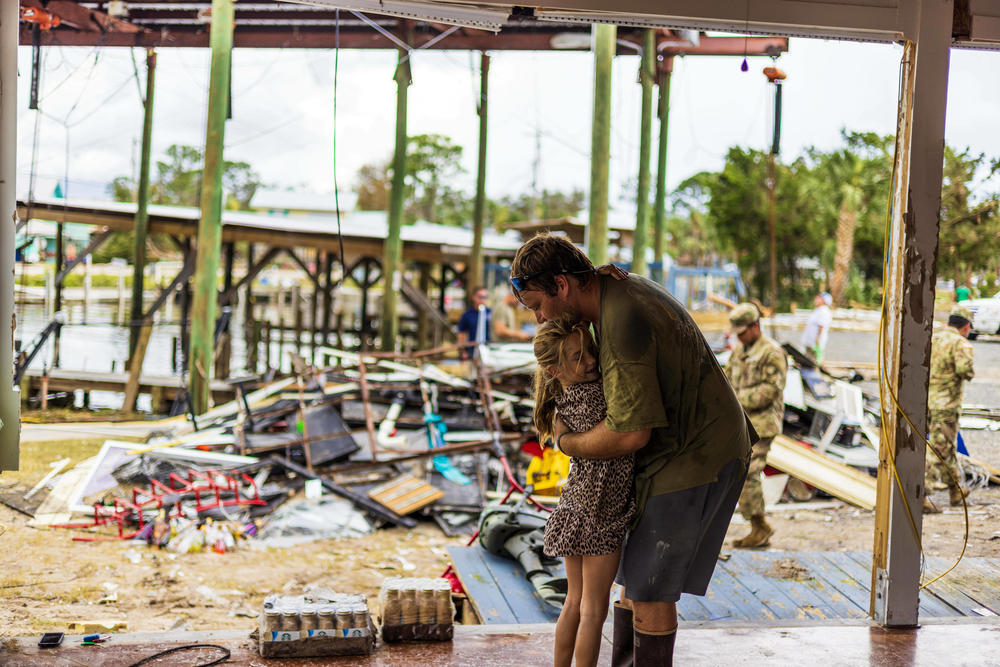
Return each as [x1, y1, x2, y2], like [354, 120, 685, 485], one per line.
[611, 602, 634, 667]
[634, 628, 676, 666]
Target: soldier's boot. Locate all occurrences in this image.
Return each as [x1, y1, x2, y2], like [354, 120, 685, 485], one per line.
[611, 602, 634, 667]
[949, 484, 969, 507]
[923, 495, 942, 514]
[734, 515, 773, 549]
[634, 628, 676, 667]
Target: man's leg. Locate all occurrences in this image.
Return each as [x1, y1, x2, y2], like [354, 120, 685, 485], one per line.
[734, 438, 773, 549]
[628, 598, 677, 666]
[933, 415, 966, 506]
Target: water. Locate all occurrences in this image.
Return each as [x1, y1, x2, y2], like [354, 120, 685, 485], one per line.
[15, 300, 263, 411]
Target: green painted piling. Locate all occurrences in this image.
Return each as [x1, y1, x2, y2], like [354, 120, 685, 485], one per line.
[468, 52, 489, 301]
[633, 29, 655, 277]
[188, 0, 233, 414]
[130, 49, 156, 359]
[380, 28, 411, 352]
[588, 24, 615, 265]
[653, 61, 673, 283]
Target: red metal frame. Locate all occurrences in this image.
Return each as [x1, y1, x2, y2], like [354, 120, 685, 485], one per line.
[52, 468, 267, 541]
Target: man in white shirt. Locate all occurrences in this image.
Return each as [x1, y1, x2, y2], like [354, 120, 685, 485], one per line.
[801, 292, 833, 363]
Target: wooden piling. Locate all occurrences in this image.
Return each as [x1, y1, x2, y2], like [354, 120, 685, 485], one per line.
[588, 23, 615, 266]
[123, 323, 153, 412]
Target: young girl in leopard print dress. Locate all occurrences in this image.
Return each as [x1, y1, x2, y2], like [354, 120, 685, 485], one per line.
[533, 317, 635, 667]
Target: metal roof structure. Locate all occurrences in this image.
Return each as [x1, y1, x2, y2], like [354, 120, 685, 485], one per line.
[17, 197, 523, 263]
[19, 1, 788, 58]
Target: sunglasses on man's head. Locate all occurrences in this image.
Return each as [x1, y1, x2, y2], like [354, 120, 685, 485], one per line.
[509, 267, 594, 292]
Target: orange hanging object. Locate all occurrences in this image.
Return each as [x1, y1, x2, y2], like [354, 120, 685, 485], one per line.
[20, 7, 62, 31]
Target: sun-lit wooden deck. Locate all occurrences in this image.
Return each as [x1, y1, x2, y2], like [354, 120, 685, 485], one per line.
[448, 547, 1000, 623]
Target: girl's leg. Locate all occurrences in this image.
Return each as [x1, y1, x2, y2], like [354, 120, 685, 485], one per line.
[554, 555, 582, 667]
[574, 550, 621, 667]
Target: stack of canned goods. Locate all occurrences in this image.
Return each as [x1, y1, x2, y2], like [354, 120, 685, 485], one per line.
[379, 577, 455, 642]
[260, 592, 373, 641]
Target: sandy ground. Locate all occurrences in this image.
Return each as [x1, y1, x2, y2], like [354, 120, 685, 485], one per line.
[3, 327, 1000, 640]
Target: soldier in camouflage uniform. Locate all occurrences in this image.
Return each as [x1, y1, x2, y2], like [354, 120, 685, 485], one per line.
[925, 304, 975, 510]
[725, 303, 787, 548]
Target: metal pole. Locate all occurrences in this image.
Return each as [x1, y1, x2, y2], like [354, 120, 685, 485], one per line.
[767, 153, 777, 308]
[588, 24, 615, 265]
[130, 49, 156, 359]
[0, 0, 21, 470]
[468, 52, 490, 301]
[188, 0, 234, 414]
[380, 23, 412, 352]
[653, 59, 673, 284]
[633, 29, 655, 277]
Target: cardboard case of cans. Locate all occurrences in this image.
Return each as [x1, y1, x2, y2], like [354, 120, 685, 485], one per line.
[378, 577, 455, 643]
[258, 588, 375, 658]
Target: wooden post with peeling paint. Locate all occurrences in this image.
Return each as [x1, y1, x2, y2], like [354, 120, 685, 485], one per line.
[871, 0, 953, 627]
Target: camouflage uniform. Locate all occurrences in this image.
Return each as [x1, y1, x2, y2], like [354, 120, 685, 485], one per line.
[926, 325, 974, 489]
[725, 332, 787, 519]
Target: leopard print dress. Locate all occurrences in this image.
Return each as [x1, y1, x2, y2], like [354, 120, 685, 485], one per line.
[542, 381, 636, 558]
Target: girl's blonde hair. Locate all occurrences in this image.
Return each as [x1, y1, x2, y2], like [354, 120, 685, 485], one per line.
[532, 317, 596, 444]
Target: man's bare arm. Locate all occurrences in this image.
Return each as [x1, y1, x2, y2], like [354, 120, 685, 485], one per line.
[557, 419, 651, 459]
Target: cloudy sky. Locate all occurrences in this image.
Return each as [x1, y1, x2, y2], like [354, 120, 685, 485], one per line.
[15, 35, 1000, 213]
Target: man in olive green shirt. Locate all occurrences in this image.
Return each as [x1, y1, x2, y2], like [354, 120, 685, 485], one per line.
[725, 303, 787, 548]
[510, 234, 755, 666]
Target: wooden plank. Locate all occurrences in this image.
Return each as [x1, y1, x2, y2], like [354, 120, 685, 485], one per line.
[367, 474, 444, 515]
[676, 594, 714, 622]
[447, 546, 517, 625]
[807, 552, 879, 614]
[920, 556, 1000, 616]
[724, 551, 837, 620]
[838, 551, 961, 618]
[702, 561, 777, 621]
[718, 553, 814, 620]
[782, 552, 870, 618]
[767, 436, 876, 509]
[476, 548, 562, 625]
[927, 559, 1000, 616]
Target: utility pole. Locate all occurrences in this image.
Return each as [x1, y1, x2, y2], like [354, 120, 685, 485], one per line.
[653, 57, 673, 284]
[130, 48, 156, 360]
[380, 22, 412, 352]
[468, 52, 489, 303]
[189, 0, 234, 414]
[764, 65, 786, 310]
[588, 24, 615, 265]
[633, 29, 655, 276]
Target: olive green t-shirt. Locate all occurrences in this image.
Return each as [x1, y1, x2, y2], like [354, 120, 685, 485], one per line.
[598, 275, 756, 511]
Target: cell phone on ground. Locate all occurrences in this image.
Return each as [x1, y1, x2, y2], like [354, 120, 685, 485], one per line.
[38, 632, 64, 648]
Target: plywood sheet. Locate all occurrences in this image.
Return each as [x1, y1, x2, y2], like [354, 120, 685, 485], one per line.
[767, 436, 877, 509]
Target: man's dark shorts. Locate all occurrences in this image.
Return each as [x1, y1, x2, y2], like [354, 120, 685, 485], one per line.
[615, 456, 747, 602]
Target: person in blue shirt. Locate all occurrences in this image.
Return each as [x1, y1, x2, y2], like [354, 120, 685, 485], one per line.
[457, 286, 491, 358]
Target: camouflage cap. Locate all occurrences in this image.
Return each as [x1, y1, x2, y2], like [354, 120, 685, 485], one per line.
[950, 304, 974, 323]
[729, 303, 760, 334]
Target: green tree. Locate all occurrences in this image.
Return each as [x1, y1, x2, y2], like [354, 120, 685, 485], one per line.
[938, 148, 1000, 284]
[104, 144, 264, 261]
[354, 133, 470, 225]
[675, 147, 825, 308]
[804, 131, 892, 305]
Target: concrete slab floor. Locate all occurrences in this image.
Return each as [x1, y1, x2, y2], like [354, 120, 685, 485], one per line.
[3, 619, 1000, 666]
